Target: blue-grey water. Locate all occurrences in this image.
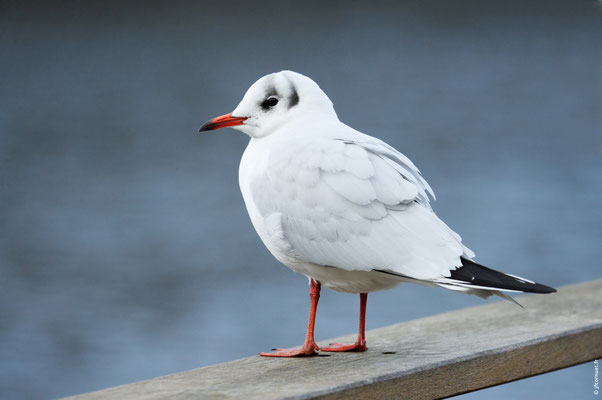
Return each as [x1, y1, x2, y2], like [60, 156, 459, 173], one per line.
[1, 1, 600, 399]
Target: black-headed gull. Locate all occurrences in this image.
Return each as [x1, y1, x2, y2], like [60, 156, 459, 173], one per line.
[199, 71, 556, 357]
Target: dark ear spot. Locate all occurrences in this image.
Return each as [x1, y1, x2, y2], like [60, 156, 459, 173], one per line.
[289, 86, 299, 108]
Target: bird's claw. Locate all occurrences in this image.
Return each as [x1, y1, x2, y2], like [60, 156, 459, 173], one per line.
[260, 342, 319, 357]
[321, 341, 367, 352]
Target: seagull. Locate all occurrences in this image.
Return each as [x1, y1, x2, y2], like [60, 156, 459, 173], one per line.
[199, 70, 556, 357]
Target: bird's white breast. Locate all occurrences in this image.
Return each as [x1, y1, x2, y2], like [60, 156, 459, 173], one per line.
[239, 139, 269, 243]
[239, 137, 297, 267]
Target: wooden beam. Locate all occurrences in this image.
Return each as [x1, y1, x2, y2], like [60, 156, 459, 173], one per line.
[67, 279, 602, 400]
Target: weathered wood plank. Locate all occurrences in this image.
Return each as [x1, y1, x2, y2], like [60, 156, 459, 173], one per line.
[67, 279, 602, 400]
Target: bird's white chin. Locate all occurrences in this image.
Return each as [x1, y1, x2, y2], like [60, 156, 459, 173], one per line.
[231, 123, 255, 137]
[235, 122, 277, 139]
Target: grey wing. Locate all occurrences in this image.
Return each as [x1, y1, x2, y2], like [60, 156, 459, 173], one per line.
[249, 137, 474, 281]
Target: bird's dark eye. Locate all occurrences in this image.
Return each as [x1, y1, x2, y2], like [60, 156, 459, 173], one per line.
[261, 97, 279, 109]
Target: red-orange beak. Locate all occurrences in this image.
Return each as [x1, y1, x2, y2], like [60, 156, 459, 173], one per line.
[199, 113, 247, 132]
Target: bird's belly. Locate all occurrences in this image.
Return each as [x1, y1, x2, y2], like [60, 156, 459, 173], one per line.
[290, 263, 404, 293]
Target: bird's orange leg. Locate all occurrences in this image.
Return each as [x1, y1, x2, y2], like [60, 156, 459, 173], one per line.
[322, 292, 368, 352]
[260, 279, 321, 357]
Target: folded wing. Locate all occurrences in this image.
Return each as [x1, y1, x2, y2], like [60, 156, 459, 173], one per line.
[249, 134, 477, 281]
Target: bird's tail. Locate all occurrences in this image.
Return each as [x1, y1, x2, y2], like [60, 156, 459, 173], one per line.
[433, 258, 556, 303]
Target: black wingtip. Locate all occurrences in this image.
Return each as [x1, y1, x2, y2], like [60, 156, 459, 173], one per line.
[536, 284, 557, 294]
[451, 258, 557, 294]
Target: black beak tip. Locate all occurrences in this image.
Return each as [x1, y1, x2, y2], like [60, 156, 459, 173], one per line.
[198, 122, 214, 132]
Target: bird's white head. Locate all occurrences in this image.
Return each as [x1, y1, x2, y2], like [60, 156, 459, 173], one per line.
[199, 70, 337, 138]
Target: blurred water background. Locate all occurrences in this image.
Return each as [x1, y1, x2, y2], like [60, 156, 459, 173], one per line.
[1, 1, 601, 398]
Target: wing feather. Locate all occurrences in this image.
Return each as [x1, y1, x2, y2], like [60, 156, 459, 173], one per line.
[251, 136, 473, 281]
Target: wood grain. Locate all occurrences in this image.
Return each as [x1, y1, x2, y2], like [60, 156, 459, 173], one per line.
[66, 279, 602, 400]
